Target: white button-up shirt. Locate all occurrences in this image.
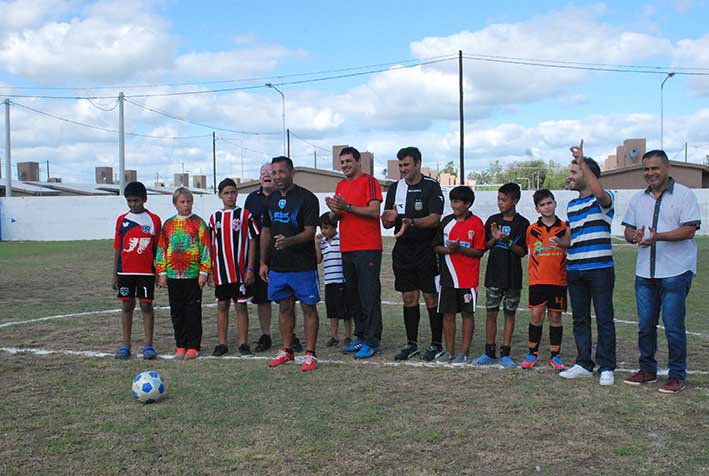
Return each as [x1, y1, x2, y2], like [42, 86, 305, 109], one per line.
[622, 178, 701, 278]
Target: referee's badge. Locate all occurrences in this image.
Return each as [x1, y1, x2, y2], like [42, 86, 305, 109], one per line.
[414, 199, 423, 211]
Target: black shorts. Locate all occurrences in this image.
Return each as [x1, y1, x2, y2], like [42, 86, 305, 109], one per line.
[215, 283, 252, 303]
[392, 245, 437, 294]
[438, 287, 477, 315]
[529, 284, 567, 312]
[325, 283, 351, 320]
[250, 271, 270, 305]
[117, 275, 155, 302]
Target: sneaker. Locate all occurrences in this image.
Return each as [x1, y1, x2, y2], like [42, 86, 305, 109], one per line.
[450, 354, 468, 367]
[292, 336, 303, 353]
[435, 351, 453, 364]
[549, 356, 566, 370]
[212, 344, 228, 357]
[238, 344, 253, 357]
[394, 343, 419, 361]
[325, 337, 340, 348]
[354, 344, 379, 359]
[599, 370, 615, 386]
[520, 354, 538, 369]
[301, 352, 318, 372]
[559, 364, 593, 379]
[342, 338, 363, 353]
[500, 356, 517, 369]
[142, 346, 157, 360]
[623, 370, 657, 386]
[174, 347, 187, 360]
[658, 377, 687, 394]
[421, 344, 443, 362]
[343, 337, 352, 346]
[254, 334, 272, 352]
[269, 348, 295, 368]
[472, 353, 498, 366]
[184, 349, 200, 360]
[114, 345, 130, 360]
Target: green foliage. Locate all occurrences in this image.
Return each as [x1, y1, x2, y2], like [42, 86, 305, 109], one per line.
[440, 160, 458, 176]
[468, 159, 570, 190]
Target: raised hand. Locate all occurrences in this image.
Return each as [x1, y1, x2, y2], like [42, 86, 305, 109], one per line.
[570, 139, 584, 165]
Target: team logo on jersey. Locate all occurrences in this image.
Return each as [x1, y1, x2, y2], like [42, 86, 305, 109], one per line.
[468, 230, 474, 240]
[215, 220, 222, 229]
[142, 225, 152, 233]
[463, 293, 472, 303]
[124, 237, 152, 254]
[414, 199, 423, 211]
[231, 218, 241, 230]
[278, 199, 287, 209]
[119, 287, 130, 297]
[122, 221, 130, 228]
[502, 225, 511, 235]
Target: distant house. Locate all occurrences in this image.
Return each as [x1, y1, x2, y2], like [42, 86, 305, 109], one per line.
[599, 160, 709, 189]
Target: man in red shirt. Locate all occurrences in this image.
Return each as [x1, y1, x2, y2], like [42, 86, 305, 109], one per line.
[326, 146, 383, 359]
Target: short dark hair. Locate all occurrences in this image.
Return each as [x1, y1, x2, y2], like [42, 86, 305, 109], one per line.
[271, 156, 294, 170]
[449, 186, 474, 205]
[642, 149, 670, 165]
[339, 146, 361, 161]
[572, 157, 601, 178]
[319, 212, 337, 227]
[124, 181, 147, 199]
[533, 189, 555, 206]
[498, 182, 521, 201]
[396, 147, 422, 164]
[217, 178, 237, 194]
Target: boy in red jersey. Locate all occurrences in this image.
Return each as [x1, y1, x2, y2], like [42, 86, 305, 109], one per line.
[112, 181, 162, 360]
[520, 189, 570, 370]
[433, 186, 486, 365]
[208, 178, 259, 357]
[156, 187, 211, 360]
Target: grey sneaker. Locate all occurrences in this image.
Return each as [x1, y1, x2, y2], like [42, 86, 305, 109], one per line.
[451, 354, 468, 367]
[435, 351, 452, 363]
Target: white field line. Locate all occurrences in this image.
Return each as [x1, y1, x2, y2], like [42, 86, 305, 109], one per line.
[2, 346, 709, 376]
[1, 301, 706, 338]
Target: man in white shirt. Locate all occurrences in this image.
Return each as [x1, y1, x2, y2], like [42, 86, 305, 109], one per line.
[621, 150, 701, 394]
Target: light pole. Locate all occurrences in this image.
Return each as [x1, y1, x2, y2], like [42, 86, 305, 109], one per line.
[660, 72, 675, 151]
[265, 83, 286, 156]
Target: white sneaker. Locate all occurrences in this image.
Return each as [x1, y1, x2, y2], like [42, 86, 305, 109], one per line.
[559, 364, 593, 379]
[599, 370, 615, 386]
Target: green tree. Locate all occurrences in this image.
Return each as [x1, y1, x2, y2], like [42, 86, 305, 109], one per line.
[441, 161, 458, 176]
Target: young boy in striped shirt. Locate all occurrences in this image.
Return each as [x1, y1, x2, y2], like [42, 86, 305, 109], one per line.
[315, 213, 352, 347]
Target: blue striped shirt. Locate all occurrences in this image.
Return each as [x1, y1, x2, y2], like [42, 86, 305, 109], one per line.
[566, 191, 614, 271]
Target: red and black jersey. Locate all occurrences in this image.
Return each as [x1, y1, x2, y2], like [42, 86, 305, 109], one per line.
[208, 207, 259, 286]
[114, 210, 161, 275]
[434, 212, 486, 289]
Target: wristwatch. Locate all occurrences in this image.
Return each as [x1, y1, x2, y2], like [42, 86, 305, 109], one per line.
[345, 203, 353, 212]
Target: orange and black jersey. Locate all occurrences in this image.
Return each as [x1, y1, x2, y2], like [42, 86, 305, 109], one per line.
[526, 217, 568, 286]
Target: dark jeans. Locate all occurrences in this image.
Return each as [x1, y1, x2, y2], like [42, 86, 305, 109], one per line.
[342, 250, 383, 347]
[167, 278, 203, 350]
[635, 271, 692, 380]
[567, 267, 616, 372]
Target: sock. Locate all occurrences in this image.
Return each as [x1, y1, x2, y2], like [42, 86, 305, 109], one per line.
[550, 326, 563, 357]
[485, 343, 496, 359]
[427, 307, 443, 346]
[285, 348, 293, 354]
[500, 345, 511, 357]
[403, 306, 420, 344]
[528, 324, 543, 356]
[306, 350, 317, 357]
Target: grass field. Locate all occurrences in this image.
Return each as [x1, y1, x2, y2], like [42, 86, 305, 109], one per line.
[1, 238, 708, 475]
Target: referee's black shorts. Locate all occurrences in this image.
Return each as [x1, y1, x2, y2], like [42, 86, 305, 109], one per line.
[392, 242, 438, 294]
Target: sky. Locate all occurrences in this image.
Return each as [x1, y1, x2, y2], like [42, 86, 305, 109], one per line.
[0, 0, 708, 184]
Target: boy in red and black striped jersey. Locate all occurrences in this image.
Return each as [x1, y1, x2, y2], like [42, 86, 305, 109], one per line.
[433, 186, 486, 365]
[521, 189, 570, 370]
[208, 178, 259, 357]
[112, 182, 161, 360]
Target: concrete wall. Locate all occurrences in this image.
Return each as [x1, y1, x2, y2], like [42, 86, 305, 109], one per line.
[2, 189, 709, 241]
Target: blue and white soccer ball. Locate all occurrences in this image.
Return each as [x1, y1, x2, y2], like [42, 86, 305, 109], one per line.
[132, 371, 166, 404]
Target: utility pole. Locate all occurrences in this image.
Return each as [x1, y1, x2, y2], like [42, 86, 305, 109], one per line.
[287, 128, 291, 158]
[685, 142, 688, 162]
[314, 151, 317, 169]
[458, 50, 464, 185]
[46, 160, 50, 181]
[212, 132, 217, 193]
[118, 92, 125, 193]
[4, 99, 12, 196]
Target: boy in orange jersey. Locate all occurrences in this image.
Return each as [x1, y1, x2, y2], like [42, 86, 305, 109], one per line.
[520, 189, 570, 370]
[156, 187, 211, 360]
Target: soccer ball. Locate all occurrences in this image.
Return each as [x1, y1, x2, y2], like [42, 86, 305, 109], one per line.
[132, 371, 166, 404]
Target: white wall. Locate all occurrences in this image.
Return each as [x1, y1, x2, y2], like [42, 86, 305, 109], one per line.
[1, 189, 708, 241]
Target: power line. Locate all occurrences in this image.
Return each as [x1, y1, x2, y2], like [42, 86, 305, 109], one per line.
[289, 130, 329, 152]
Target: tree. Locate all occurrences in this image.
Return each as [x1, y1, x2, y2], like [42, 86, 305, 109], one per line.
[441, 161, 457, 176]
[468, 159, 569, 189]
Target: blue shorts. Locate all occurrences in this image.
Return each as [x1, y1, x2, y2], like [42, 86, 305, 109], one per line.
[267, 270, 320, 305]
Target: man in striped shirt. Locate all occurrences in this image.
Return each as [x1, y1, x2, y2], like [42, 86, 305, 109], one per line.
[558, 141, 616, 386]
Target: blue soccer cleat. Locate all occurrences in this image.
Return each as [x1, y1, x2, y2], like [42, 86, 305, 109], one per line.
[500, 356, 517, 369]
[472, 353, 498, 366]
[354, 344, 379, 359]
[342, 338, 364, 353]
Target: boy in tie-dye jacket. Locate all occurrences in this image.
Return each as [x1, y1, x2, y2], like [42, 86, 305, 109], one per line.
[156, 187, 211, 359]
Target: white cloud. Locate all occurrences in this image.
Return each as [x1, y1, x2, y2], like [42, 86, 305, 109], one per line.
[673, 33, 709, 96]
[0, 0, 74, 34]
[174, 45, 296, 79]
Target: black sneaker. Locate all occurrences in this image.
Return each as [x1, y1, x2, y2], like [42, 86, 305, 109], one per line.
[394, 343, 419, 361]
[212, 344, 228, 357]
[238, 344, 253, 356]
[292, 336, 303, 353]
[325, 337, 340, 348]
[421, 343, 443, 362]
[254, 334, 272, 352]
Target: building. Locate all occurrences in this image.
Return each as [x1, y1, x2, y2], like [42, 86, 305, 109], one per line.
[174, 173, 189, 187]
[237, 166, 394, 195]
[95, 167, 113, 184]
[332, 145, 374, 175]
[17, 162, 40, 181]
[604, 138, 646, 170]
[386, 160, 400, 180]
[600, 160, 709, 189]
